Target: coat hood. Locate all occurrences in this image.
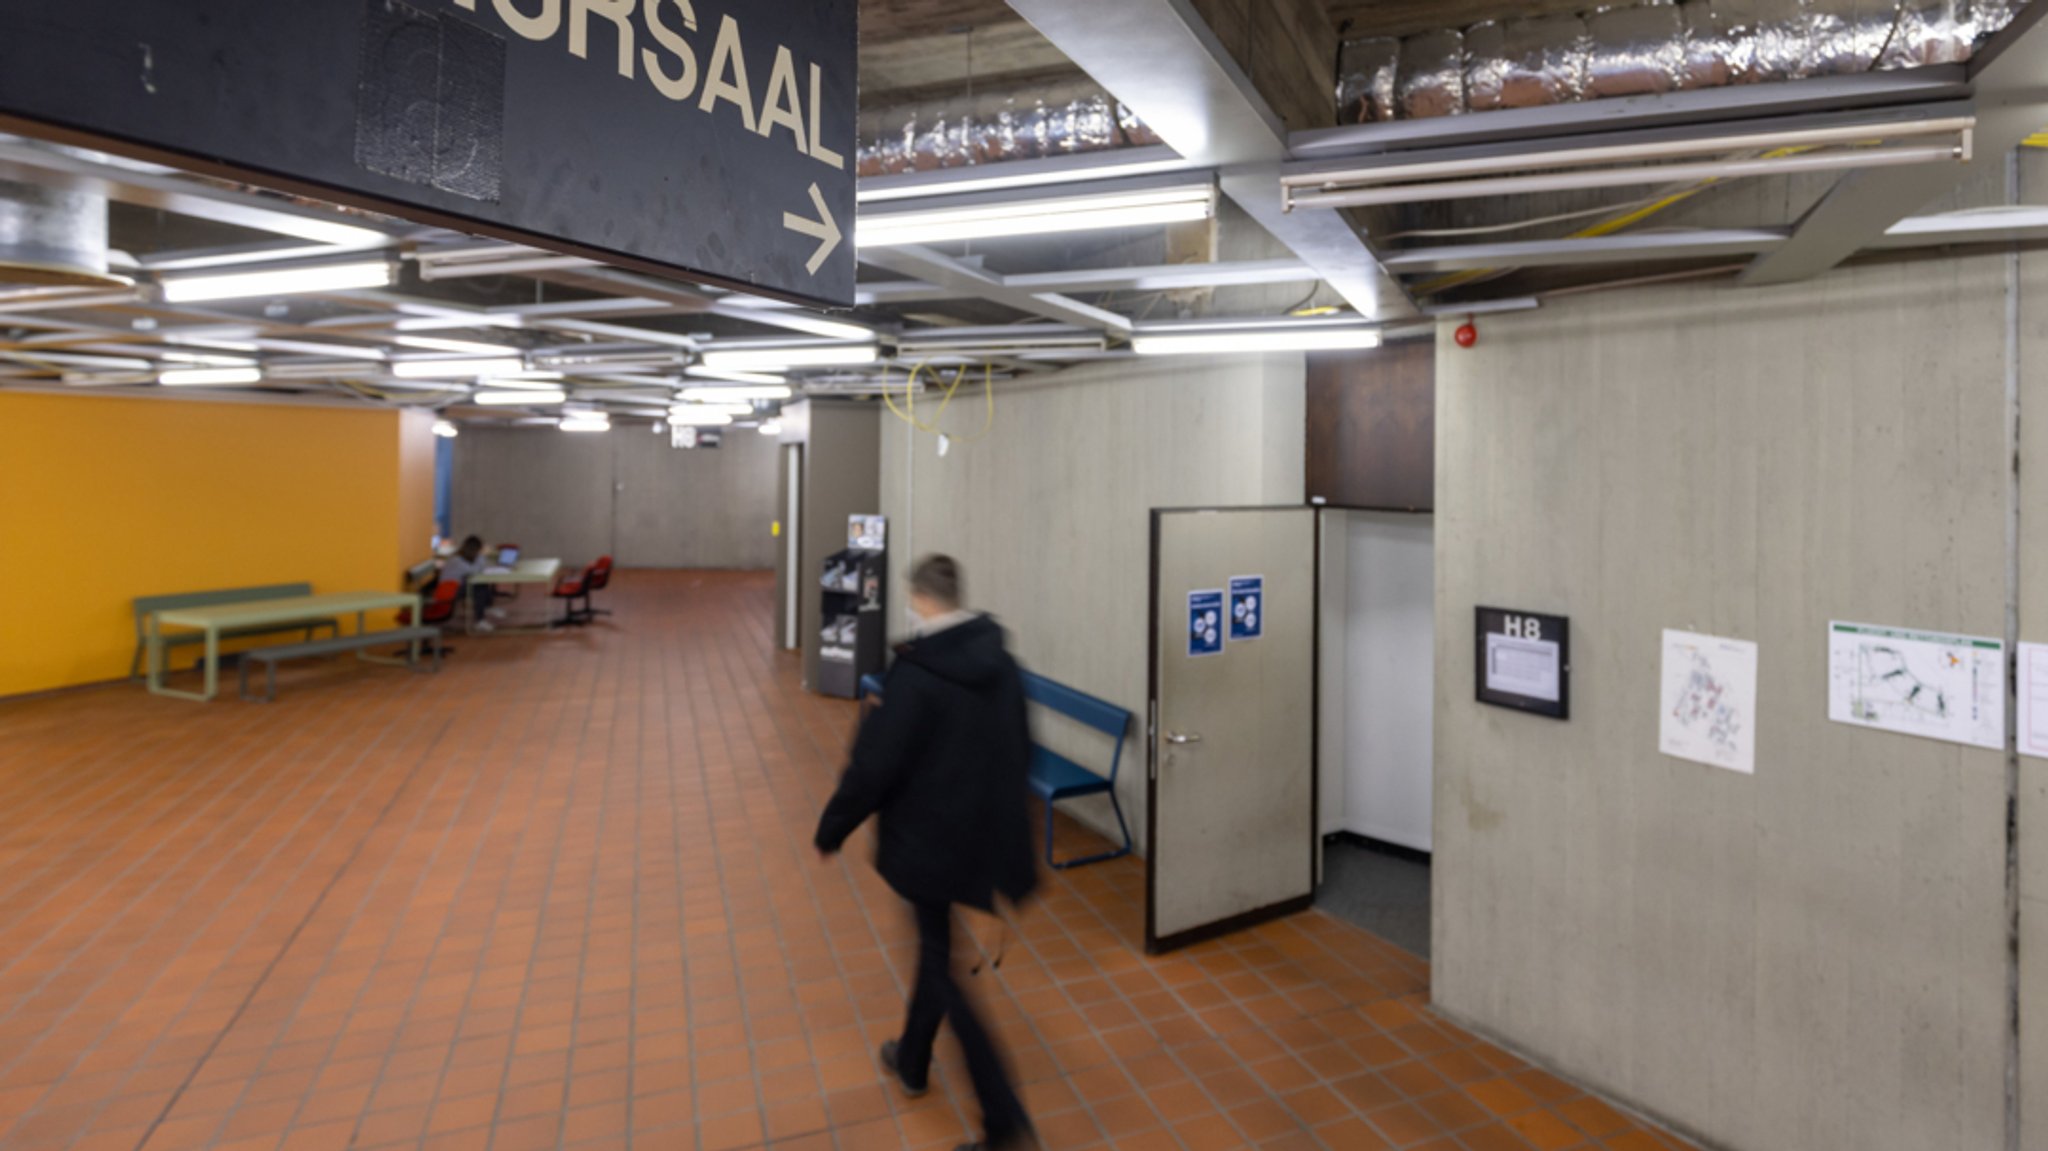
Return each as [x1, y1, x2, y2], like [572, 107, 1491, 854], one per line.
[897, 614, 1010, 687]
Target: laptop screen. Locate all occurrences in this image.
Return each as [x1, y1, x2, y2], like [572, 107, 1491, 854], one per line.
[496, 546, 519, 565]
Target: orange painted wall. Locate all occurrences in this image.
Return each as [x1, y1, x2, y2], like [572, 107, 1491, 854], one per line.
[0, 393, 424, 696]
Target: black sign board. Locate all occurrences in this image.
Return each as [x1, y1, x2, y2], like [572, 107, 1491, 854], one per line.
[1475, 606, 1570, 719]
[0, 0, 858, 306]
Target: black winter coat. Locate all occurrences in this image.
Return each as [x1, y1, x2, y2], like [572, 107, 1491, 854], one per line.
[814, 615, 1039, 911]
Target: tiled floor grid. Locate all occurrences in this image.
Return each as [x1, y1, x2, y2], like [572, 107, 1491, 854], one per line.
[0, 571, 1694, 1151]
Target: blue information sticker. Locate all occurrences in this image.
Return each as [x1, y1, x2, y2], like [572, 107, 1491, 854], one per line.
[1188, 590, 1225, 658]
[1229, 576, 1264, 641]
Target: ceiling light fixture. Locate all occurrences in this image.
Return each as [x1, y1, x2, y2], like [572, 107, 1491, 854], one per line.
[759, 420, 784, 436]
[671, 402, 755, 418]
[698, 345, 878, 372]
[471, 388, 567, 406]
[684, 366, 787, 386]
[857, 149, 1194, 203]
[1131, 327, 1384, 356]
[160, 260, 393, 303]
[680, 385, 792, 402]
[858, 183, 1214, 248]
[392, 335, 521, 356]
[391, 357, 527, 379]
[432, 420, 460, 438]
[159, 366, 263, 386]
[668, 409, 734, 427]
[559, 414, 611, 432]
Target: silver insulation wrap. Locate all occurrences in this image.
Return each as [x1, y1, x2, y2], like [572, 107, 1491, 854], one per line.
[857, 79, 1163, 178]
[1338, 0, 2027, 123]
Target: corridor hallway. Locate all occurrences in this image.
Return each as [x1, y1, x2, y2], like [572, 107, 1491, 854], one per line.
[0, 572, 1691, 1151]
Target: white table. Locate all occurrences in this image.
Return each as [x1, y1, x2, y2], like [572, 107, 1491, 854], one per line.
[464, 558, 563, 634]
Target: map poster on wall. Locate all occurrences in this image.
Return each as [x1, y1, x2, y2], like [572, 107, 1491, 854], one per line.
[2020, 643, 2048, 761]
[1660, 629, 1758, 774]
[1827, 622, 2005, 750]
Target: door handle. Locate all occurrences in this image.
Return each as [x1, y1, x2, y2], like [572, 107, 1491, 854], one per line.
[1165, 732, 1203, 745]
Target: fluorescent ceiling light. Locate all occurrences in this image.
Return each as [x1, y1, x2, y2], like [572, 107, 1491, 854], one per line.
[759, 420, 784, 436]
[393, 335, 520, 356]
[671, 402, 755, 418]
[858, 154, 1194, 203]
[685, 366, 787, 386]
[474, 372, 564, 385]
[391, 357, 527, 379]
[1131, 327, 1383, 356]
[160, 260, 393, 303]
[432, 420, 459, 438]
[160, 351, 258, 367]
[159, 367, 263, 386]
[858, 184, 1214, 248]
[699, 345, 878, 372]
[559, 415, 611, 432]
[668, 409, 734, 427]
[471, 389, 567, 406]
[680, 385, 791, 402]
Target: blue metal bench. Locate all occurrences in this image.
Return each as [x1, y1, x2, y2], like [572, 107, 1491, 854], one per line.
[1023, 671, 1133, 870]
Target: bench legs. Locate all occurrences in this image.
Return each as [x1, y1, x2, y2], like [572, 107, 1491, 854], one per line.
[1044, 791, 1134, 870]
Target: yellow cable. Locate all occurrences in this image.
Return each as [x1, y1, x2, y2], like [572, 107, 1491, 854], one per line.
[884, 360, 995, 443]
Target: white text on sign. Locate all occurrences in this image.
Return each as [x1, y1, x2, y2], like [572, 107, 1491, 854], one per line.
[451, 0, 846, 170]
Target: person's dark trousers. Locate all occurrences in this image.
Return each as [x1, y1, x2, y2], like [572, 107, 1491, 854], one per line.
[896, 901, 1028, 1143]
[469, 582, 496, 615]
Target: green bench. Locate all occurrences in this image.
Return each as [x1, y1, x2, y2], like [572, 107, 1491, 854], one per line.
[131, 583, 339, 679]
[238, 626, 443, 702]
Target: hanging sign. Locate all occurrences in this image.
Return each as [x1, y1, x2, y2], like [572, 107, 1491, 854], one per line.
[1229, 576, 1264, 642]
[1187, 590, 1224, 658]
[1475, 606, 1569, 719]
[0, 0, 859, 306]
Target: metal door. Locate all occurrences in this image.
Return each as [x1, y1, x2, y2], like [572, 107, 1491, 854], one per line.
[1148, 507, 1318, 951]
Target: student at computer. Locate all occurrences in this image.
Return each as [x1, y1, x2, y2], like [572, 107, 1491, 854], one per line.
[439, 535, 509, 631]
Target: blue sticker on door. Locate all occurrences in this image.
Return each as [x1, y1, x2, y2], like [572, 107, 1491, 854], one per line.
[1230, 576, 1264, 641]
[1188, 590, 1224, 657]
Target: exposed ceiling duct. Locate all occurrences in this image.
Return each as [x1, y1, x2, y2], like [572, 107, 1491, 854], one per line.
[858, 75, 1162, 177]
[1338, 0, 2027, 123]
[0, 178, 121, 288]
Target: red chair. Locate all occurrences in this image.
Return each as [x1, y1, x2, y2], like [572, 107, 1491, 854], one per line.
[551, 556, 614, 626]
[584, 555, 613, 620]
[399, 578, 463, 627]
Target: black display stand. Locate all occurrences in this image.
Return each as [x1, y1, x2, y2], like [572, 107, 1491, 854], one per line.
[819, 547, 887, 699]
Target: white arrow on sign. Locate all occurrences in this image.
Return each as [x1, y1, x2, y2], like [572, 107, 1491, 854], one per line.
[783, 183, 842, 276]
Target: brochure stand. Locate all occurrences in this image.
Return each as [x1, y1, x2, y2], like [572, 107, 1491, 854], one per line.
[819, 517, 888, 699]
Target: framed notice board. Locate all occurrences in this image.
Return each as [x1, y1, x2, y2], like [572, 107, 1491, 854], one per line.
[1475, 606, 1569, 720]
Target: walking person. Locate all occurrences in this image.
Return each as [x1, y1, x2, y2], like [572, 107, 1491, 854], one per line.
[815, 555, 1037, 1151]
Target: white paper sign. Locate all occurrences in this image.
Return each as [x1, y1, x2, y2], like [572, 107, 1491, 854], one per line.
[1826, 621, 2005, 750]
[2020, 642, 2048, 761]
[1660, 629, 1758, 774]
[1485, 633, 1561, 703]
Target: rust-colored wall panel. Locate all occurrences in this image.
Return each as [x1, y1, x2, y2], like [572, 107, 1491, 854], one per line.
[1305, 340, 1435, 511]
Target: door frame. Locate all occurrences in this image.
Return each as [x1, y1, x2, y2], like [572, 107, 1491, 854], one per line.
[1145, 505, 1322, 954]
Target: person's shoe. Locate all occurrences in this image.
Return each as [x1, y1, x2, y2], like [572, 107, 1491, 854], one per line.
[486, 607, 509, 620]
[473, 619, 496, 633]
[877, 1040, 928, 1098]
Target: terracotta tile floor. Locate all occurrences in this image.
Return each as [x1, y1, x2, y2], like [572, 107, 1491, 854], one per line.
[0, 571, 1695, 1151]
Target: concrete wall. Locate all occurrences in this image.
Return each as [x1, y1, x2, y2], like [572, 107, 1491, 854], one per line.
[1433, 260, 2013, 1151]
[881, 353, 1305, 852]
[450, 423, 778, 569]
